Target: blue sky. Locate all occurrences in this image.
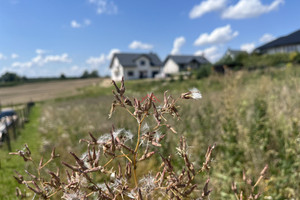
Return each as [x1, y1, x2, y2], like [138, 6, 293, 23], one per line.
[0, 0, 299, 77]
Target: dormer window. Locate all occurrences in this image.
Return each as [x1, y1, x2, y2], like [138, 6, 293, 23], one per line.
[140, 60, 146, 66]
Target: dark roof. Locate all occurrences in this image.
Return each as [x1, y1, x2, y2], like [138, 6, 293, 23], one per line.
[256, 29, 300, 51]
[110, 53, 163, 68]
[164, 55, 210, 65]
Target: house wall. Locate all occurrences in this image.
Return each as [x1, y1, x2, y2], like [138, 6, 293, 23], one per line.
[163, 59, 179, 74]
[111, 57, 124, 81]
[266, 44, 300, 54]
[111, 56, 161, 80]
[123, 67, 137, 80]
[129, 56, 160, 79]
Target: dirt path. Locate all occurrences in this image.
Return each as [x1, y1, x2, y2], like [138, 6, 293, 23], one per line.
[0, 78, 108, 105]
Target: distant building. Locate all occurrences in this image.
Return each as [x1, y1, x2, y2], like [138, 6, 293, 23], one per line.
[109, 53, 163, 81]
[223, 49, 247, 60]
[256, 29, 300, 54]
[162, 55, 210, 75]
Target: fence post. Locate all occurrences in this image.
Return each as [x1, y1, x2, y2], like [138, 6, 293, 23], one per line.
[20, 108, 25, 128]
[4, 118, 11, 151]
[12, 117, 17, 140]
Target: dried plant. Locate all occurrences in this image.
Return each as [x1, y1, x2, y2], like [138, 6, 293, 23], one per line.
[231, 165, 269, 200]
[10, 78, 268, 199]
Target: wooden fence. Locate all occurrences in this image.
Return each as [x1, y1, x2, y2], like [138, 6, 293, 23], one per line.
[0, 102, 34, 151]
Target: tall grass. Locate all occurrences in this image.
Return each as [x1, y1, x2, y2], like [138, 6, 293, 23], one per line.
[5, 66, 299, 199]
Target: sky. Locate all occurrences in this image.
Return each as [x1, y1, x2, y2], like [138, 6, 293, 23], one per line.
[0, 0, 299, 77]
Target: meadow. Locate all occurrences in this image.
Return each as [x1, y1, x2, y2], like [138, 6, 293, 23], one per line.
[0, 66, 299, 199]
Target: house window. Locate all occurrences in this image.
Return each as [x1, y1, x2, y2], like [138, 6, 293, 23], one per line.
[140, 60, 146, 66]
[152, 71, 159, 78]
[127, 71, 134, 77]
[139, 71, 147, 79]
[179, 64, 185, 71]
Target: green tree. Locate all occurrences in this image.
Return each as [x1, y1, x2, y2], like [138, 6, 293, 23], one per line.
[0, 72, 21, 82]
[60, 73, 66, 79]
[81, 70, 89, 79]
[90, 70, 99, 78]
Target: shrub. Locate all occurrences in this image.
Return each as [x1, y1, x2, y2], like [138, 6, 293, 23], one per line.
[195, 65, 212, 79]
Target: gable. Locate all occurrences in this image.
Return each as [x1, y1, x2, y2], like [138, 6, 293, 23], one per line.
[110, 53, 162, 69]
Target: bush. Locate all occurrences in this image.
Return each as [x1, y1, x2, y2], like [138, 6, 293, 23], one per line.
[195, 65, 212, 79]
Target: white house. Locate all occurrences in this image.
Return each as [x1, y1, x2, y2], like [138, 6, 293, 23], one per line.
[255, 29, 300, 54]
[110, 53, 163, 81]
[163, 55, 210, 75]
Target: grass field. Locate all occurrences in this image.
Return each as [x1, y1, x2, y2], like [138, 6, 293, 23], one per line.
[0, 66, 299, 199]
[0, 106, 41, 199]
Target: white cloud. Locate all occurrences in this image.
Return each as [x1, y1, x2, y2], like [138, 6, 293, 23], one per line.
[70, 19, 91, 28]
[36, 49, 47, 54]
[222, 0, 284, 19]
[171, 36, 186, 55]
[86, 54, 106, 69]
[195, 46, 222, 63]
[84, 19, 91, 26]
[194, 24, 238, 46]
[107, 48, 120, 60]
[189, 0, 227, 19]
[0, 53, 7, 60]
[89, 0, 118, 15]
[129, 41, 154, 50]
[86, 48, 120, 68]
[86, 48, 121, 75]
[71, 65, 80, 71]
[259, 33, 275, 43]
[71, 20, 82, 28]
[241, 43, 255, 53]
[11, 53, 19, 59]
[11, 51, 72, 69]
[44, 53, 71, 63]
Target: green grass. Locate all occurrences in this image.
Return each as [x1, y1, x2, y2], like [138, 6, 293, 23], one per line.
[0, 106, 41, 199]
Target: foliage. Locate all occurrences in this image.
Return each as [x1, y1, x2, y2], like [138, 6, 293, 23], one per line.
[217, 52, 300, 70]
[0, 72, 24, 83]
[194, 65, 212, 79]
[81, 70, 99, 79]
[60, 73, 66, 79]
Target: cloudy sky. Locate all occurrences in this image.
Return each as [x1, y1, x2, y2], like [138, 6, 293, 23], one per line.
[0, 0, 299, 77]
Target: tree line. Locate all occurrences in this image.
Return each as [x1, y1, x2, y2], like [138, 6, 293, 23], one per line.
[0, 70, 100, 85]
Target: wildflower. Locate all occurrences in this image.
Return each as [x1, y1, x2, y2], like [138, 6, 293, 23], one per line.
[123, 130, 134, 142]
[112, 129, 123, 138]
[97, 134, 111, 145]
[126, 190, 137, 199]
[190, 88, 202, 99]
[139, 173, 156, 192]
[154, 131, 161, 142]
[62, 191, 86, 200]
[180, 88, 202, 100]
[142, 123, 150, 132]
[110, 172, 116, 180]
